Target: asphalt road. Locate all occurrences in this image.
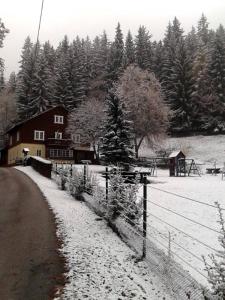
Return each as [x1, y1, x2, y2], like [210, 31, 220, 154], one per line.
[0, 167, 65, 300]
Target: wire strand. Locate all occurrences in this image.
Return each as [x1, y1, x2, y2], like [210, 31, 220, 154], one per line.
[148, 212, 218, 252]
[147, 185, 225, 211]
[147, 199, 220, 234]
[147, 235, 208, 280]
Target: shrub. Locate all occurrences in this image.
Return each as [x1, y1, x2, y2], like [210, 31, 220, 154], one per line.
[203, 202, 225, 300]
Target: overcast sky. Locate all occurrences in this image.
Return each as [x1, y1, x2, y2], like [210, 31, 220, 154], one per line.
[1, 0, 225, 78]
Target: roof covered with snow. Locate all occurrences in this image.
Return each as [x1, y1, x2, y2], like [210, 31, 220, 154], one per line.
[169, 150, 184, 158]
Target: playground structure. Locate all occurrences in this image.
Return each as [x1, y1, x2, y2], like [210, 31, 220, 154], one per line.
[177, 158, 202, 177]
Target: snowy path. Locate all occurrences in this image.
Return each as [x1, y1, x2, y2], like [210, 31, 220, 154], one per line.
[16, 167, 172, 300]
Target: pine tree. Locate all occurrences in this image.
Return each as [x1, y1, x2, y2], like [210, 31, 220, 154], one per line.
[135, 25, 152, 70]
[151, 40, 164, 81]
[107, 23, 124, 83]
[161, 18, 194, 132]
[16, 36, 35, 120]
[7, 72, 17, 93]
[197, 14, 210, 46]
[0, 70, 5, 92]
[29, 48, 54, 115]
[123, 30, 135, 67]
[101, 87, 134, 165]
[53, 36, 74, 108]
[0, 19, 9, 72]
[209, 25, 225, 106]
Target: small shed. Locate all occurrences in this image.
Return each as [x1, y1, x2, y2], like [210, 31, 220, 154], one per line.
[169, 150, 185, 176]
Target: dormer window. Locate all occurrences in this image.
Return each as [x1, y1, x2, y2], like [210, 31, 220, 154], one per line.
[54, 115, 64, 124]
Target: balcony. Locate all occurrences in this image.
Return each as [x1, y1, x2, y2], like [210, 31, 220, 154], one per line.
[46, 138, 72, 147]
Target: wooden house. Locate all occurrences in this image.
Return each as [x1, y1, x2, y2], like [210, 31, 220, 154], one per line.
[3, 106, 94, 166]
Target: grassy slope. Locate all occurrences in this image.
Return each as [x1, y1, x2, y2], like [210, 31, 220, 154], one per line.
[140, 134, 225, 166]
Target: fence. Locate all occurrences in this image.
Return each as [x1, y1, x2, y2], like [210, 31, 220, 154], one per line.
[51, 163, 222, 300]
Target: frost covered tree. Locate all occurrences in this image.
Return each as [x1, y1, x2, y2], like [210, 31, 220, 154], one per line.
[104, 170, 142, 223]
[7, 72, 17, 93]
[203, 202, 225, 299]
[101, 87, 134, 165]
[0, 18, 9, 72]
[67, 98, 106, 161]
[117, 65, 169, 158]
[107, 23, 124, 83]
[123, 30, 135, 67]
[135, 25, 153, 70]
[53, 36, 74, 108]
[209, 25, 225, 106]
[161, 17, 194, 132]
[16, 36, 35, 120]
[29, 49, 54, 115]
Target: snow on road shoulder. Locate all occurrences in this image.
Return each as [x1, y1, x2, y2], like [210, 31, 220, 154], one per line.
[15, 166, 172, 300]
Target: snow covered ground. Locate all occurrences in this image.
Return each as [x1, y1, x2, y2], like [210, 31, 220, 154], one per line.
[72, 134, 225, 288]
[16, 166, 173, 300]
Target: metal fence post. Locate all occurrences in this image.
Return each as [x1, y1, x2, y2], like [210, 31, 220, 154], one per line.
[142, 175, 147, 259]
[70, 164, 73, 177]
[105, 166, 109, 201]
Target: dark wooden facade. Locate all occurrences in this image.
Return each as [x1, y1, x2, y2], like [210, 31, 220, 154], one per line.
[4, 106, 94, 165]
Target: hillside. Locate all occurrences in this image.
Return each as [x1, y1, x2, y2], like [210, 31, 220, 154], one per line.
[140, 134, 225, 167]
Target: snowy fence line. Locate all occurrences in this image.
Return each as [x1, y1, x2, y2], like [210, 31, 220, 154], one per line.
[51, 163, 219, 300]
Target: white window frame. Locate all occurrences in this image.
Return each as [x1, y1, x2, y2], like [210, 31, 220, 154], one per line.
[72, 133, 81, 144]
[55, 132, 62, 139]
[34, 130, 45, 141]
[49, 149, 73, 158]
[54, 115, 64, 124]
[16, 131, 20, 142]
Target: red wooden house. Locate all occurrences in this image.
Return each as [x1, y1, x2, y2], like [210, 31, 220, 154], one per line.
[3, 106, 94, 166]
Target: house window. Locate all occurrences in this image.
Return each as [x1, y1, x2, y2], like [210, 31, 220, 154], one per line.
[49, 149, 73, 158]
[16, 131, 20, 142]
[55, 132, 62, 139]
[54, 115, 64, 124]
[34, 130, 45, 141]
[72, 134, 80, 144]
[37, 149, 42, 156]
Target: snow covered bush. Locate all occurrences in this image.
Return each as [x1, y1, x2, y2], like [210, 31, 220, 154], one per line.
[203, 202, 225, 300]
[53, 165, 98, 197]
[103, 170, 142, 225]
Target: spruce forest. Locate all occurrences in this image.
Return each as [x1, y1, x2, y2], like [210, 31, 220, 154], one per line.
[1, 14, 225, 138]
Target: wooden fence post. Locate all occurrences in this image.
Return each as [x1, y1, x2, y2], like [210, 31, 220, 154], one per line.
[83, 164, 87, 191]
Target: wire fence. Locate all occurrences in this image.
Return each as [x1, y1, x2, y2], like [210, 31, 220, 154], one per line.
[51, 162, 219, 300]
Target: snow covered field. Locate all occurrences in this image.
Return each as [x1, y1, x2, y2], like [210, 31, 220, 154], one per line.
[74, 135, 225, 287]
[16, 166, 172, 300]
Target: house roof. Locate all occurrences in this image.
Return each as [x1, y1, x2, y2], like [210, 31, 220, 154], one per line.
[169, 150, 184, 158]
[6, 105, 68, 134]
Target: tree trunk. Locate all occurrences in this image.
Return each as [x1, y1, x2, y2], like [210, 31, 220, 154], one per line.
[134, 136, 145, 159]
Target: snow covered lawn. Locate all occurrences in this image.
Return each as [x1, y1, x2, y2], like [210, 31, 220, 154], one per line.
[145, 170, 225, 287]
[15, 166, 172, 300]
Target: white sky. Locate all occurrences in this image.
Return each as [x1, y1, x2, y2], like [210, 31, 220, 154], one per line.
[1, 0, 225, 78]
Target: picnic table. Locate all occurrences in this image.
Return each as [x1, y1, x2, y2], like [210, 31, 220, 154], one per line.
[206, 167, 221, 174]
